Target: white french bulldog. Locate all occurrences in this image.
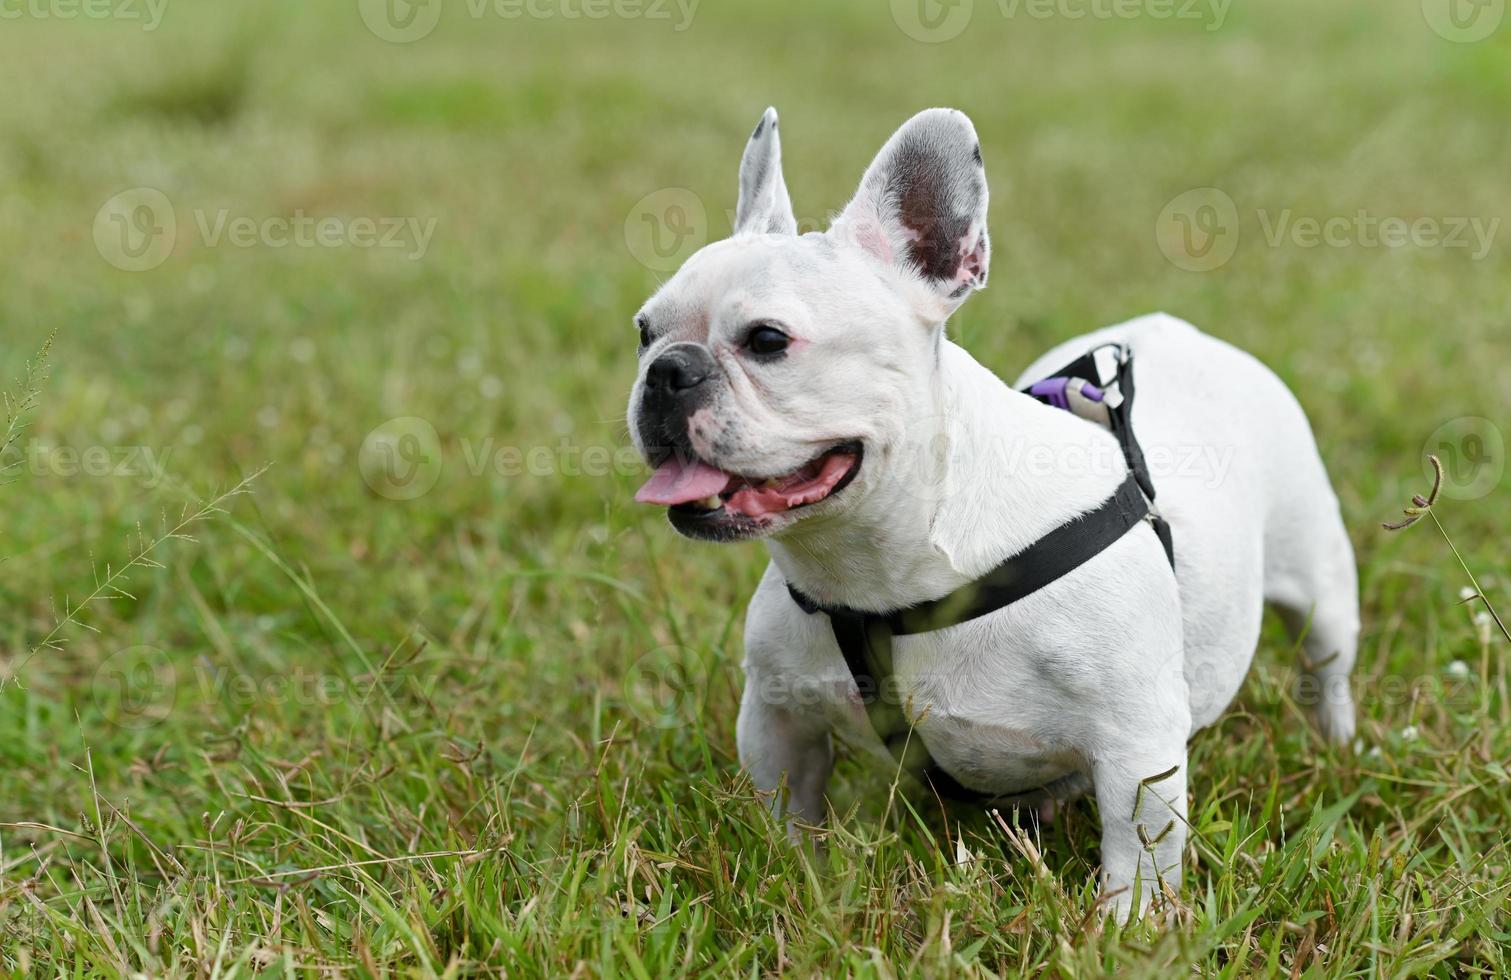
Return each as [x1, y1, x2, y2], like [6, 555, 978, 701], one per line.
[627, 107, 1358, 920]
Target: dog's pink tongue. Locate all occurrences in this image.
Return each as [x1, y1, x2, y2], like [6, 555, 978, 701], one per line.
[635, 458, 732, 505]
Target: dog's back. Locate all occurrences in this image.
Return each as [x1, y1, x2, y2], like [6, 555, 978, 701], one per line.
[1016, 313, 1359, 738]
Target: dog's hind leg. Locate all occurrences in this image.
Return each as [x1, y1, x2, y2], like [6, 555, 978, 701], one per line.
[1264, 485, 1360, 745]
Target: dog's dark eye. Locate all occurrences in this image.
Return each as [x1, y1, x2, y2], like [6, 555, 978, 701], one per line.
[745, 324, 790, 356]
[635, 316, 652, 351]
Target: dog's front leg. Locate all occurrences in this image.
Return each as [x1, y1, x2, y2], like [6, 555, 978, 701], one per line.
[1091, 740, 1189, 924]
[736, 679, 833, 841]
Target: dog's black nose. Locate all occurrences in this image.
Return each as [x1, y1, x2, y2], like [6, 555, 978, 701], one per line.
[646, 344, 715, 393]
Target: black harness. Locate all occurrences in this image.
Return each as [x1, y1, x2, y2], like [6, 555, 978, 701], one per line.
[786, 344, 1174, 803]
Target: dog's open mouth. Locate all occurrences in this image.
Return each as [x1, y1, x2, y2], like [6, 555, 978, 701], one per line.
[635, 442, 862, 535]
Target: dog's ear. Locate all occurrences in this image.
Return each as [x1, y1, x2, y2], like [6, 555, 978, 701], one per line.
[733, 107, 798, 236]
[831, 108, 990, 318]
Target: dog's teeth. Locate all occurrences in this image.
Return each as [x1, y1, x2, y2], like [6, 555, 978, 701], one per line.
[698, 495, 721, 510]
[762, 479, 780, 489]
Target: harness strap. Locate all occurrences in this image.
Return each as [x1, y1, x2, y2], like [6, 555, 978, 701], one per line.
[1028, 343, 1174, 565]
[785, 344, 1174, 803]
[788, 474, 1153, 803]
[819, 608, 985, 801]
[892, 475, 1151, 634]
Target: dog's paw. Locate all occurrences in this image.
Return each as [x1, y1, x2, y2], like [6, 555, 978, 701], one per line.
[1314, 698, 1356, 746]
[1095, 884, 1179, 930]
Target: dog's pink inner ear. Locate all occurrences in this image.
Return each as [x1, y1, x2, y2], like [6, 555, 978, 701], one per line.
[952, 225, 989, 291]
[848, 214, 894, 266]
[893, 174, 990, 291]
[834, 110, 990, 305]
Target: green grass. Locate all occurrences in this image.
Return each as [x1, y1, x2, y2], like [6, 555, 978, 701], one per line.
[2, 0, 1509, 974]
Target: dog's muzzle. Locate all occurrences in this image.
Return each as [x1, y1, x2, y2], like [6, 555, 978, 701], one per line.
[637, 342, 717, 463]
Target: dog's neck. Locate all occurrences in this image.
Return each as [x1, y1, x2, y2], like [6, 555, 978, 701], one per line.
[765, 340, 1125, 613]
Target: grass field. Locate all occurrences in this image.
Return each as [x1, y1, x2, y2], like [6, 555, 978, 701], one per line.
[2, 0, 1510, 974]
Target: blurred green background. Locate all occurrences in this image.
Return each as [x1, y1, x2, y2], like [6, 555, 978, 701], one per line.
[1, 0, 1508, 974]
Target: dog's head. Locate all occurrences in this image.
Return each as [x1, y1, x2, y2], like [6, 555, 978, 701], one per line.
[628, 107, 991, 541]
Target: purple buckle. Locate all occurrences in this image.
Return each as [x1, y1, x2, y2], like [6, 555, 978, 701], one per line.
[1029, 376, 1104, 412]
